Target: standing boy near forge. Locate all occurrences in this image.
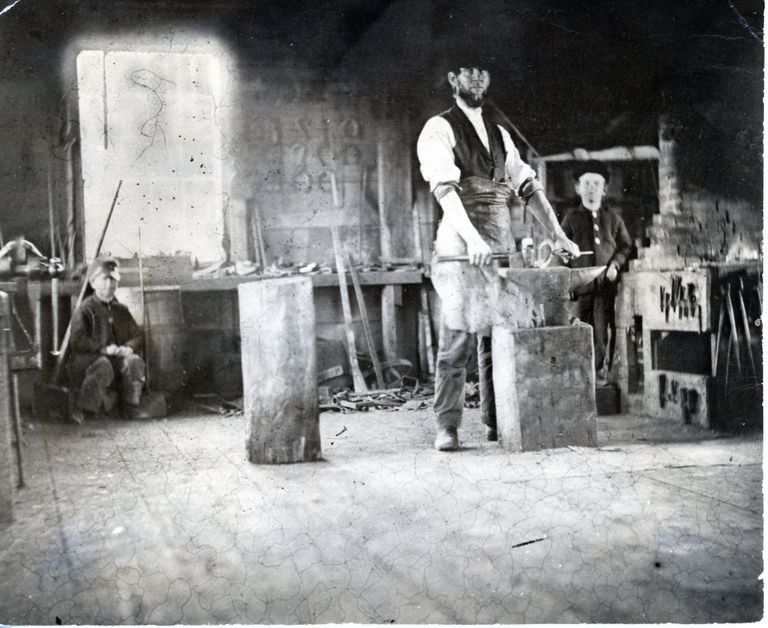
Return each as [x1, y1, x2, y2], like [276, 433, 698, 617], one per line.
[561, 160, 633, 384]
[417, 62, 580, 451]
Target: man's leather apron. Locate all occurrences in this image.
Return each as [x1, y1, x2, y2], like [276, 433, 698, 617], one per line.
[431, 176, 529, 336]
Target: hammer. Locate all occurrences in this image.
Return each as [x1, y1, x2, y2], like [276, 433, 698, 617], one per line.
[437, 246, 594, 267]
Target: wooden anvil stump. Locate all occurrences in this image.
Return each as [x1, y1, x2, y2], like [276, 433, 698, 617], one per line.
[492, 324, 598, 452]
[238, 277, 322, 464]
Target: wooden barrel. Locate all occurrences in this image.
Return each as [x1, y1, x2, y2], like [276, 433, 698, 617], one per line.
[116, 287, 186, 392]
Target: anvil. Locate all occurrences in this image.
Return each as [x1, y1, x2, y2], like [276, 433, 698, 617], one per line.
[497, 265, 607, 327]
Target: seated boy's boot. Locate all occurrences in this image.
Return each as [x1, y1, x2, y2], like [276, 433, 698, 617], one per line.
[123, 381, 143, 407]
[123, 405, 150, 420]
[70, 408, 85, 424]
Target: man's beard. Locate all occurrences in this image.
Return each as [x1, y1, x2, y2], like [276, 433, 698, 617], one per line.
[457, 86, 486, 108]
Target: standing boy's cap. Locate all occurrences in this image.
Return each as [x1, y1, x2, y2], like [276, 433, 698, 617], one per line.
[573, 160, 610, 183]
[89, 256, 121, 281]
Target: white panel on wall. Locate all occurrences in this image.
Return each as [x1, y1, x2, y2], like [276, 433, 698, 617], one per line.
[77, 50, 225, 264]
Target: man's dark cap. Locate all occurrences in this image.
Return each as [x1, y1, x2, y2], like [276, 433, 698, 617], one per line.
[573, 160, 610, 183]
[89, 256, 121, 281]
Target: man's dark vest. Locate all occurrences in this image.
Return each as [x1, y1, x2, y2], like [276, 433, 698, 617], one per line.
[440, 104, 507, 182]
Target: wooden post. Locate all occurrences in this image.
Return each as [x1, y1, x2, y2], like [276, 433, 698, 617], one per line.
[239, 277, 322, 464]
[377, 127, 398, 362]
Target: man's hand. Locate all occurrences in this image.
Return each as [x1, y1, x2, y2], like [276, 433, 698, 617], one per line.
[553, 232, 580, 259]
[466, 235, 493, 266]
[104, 344, 134, 358]
[116, 346, 134, 358]
[606, 262, 619, 282]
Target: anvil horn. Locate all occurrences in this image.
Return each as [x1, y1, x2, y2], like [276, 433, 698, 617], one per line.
[568, 265, 608, 291]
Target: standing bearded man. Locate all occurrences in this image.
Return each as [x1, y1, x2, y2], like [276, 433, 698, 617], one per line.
[417, 62, 580, 451]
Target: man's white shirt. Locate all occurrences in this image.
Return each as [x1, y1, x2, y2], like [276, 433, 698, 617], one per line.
[416, 96, 536, 194]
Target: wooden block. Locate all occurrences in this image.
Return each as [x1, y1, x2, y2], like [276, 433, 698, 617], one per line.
[492, 325, 598, 452]
[596, 384, 620, 415]
[238, 277, 321, 464]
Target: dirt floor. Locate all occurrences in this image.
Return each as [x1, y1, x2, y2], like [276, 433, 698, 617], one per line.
[0, 404, 763, 624]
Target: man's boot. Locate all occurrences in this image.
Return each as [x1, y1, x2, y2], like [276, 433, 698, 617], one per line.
[434, 425, 459, 451]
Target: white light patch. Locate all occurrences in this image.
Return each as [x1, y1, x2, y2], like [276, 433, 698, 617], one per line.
[0, 0, 22, 17]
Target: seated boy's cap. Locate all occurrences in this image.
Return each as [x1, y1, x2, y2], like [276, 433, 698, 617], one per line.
[89, 257, 121, 281]
[573, 160, 610, 183]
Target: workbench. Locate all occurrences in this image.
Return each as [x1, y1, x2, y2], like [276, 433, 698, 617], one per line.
[116, 269, 425, 398]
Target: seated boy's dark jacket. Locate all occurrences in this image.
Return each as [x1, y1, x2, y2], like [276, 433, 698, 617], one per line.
[70, 295, 143, 357]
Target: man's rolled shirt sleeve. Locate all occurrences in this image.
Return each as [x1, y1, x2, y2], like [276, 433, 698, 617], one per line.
[417, 116, 461, 192]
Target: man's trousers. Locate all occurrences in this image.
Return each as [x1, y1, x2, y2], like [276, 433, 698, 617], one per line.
[433, 320, 495, 430]
[575, 288, 616, 372]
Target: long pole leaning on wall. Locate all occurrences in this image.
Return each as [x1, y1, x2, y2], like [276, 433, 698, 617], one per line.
[377, 126, 399, 368]
[52, 180, 124, 384]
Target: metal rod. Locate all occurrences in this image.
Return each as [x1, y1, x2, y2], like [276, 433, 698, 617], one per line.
[724, 281, 743, 375]
[331, 226, 367, 393]
[253, 203, 268, 270]
[737, 278, 757, 377]
[4, 323, 25, 489]
[436, 251, 593, 263]
[11, 372, 24, 488]
[48, 158, 61, 356]
[138, 224, 150, 390]
[419, 285, 435, 376]
[47, 157, 56, 258]
[50, 275, 60, 355]
[358, 168, 366, 263]
[347, 252, 385, 389]
[712, 300, 724, 377]
[436, 253, 514, 263]
[250, 204, 264, 272]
